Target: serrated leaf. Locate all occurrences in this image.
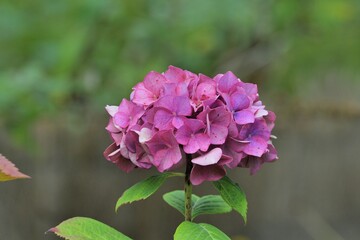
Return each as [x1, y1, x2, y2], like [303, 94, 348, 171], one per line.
[174, 221, 230, 240]
[116, 172, 182, 211]
[163, 190, 200, 216]
[213, 176, 247, 223]
[192, 195, 232, 219]
[0, 154, 30, 182]
[48, 217, 132, 240]
[163, 191, 231, 220]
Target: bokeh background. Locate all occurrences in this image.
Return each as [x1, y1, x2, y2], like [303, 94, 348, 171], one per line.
[1, 0, 360, 239]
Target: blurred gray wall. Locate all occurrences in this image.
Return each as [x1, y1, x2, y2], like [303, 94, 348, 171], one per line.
[1, 85, 360, 240]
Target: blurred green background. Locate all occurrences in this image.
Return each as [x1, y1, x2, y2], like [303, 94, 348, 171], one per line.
[1, 0, 360, 239]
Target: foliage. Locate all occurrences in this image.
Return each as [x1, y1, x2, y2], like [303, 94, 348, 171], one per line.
[163, 190, 232, 220]
[48, 217, 132, 240]
[0, 154, 30, 182]
[115, 172, 183, 211]
[213, 176, 248, 223]
[50, 174, 247, 239]
[174, 221, 231, 240]
[1, 0, 359, 142]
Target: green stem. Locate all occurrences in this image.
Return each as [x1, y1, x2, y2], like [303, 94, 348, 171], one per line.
[184, 154, 193, 221]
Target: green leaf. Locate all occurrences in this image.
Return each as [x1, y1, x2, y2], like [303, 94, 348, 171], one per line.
[163, 191, 231, 220]
[48, 217, 132, 240]
[192, 195, 232, 219]
[116, 172, 183, 211]
[0, 154, 30, 182]
[163, 190, 200, 216]
[174, 221, 230, 240]
[213, 176, 248, 223]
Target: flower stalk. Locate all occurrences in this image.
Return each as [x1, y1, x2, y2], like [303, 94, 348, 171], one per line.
[184, 154, 193, 221]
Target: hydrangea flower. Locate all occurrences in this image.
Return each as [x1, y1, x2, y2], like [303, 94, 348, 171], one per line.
[104, 66, 278, 185]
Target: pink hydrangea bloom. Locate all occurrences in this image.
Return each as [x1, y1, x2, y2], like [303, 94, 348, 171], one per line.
[104, 66, 278, 184]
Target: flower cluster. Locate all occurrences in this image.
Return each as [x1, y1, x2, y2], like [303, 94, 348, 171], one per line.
[104, 66, 277, 185]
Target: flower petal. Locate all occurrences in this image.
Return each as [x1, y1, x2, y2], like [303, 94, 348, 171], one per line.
[217, 71, 240, 93]
[154, 108, 173, 130]
[190, 164, 226, 185]
[234, 110, 255, 125]
[191, 148, 223, 166]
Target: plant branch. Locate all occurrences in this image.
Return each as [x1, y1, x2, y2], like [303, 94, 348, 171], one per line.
[184, 154, 193, 221]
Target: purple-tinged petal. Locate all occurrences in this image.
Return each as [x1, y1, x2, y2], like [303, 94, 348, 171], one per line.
[210, 106, 232, 126]
[192, 148, 223, 166]
[230, 92, 250, 111]
[103, 143, 135, 173]
[243, 136, 268, 157]
[218, 154, 233, 166]
[241, 82, 258, 101]
[234, 110, 255, 125]
[173, 95, 192, 116]
[228, 121, 238, 138]
[154, 108, 173, 130]
[146, 130, 182, 172]
[175, 126, 191, 145]
[190, 164, 226, 185]
[172, 116, 185, 129]
[217, 71, 240, 93]
[263, 143, 278, 162]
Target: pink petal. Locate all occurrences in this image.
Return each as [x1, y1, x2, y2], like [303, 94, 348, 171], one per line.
[131, 83, 157, 106]
[190, 164, 226, 185]
[105, 119, 120, 133]
[164, 65, 186, 82]
[183, 137, 201, 154]
[137, 128, 154, 143]
[114, 112, 129, 129]
[111, 132, 124, 146]
[210, 124, 228, 144]
[195, 133, 211, 152]
[105, 105, 118, 117]
[191, 148, 223, 166]
[143, 71, 166, 95]
[210, 107, 231, 126]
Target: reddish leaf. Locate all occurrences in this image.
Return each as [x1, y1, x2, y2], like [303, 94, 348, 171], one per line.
[0, 154, 30, 182]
